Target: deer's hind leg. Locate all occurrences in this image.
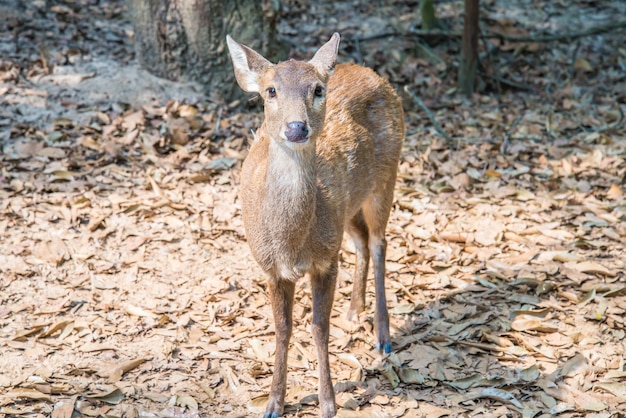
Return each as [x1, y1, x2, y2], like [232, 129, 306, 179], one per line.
[346, 210, 370, 321]
[361, 178, 396, 353]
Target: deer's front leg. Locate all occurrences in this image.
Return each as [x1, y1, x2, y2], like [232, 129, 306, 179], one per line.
[265, 278, 296, 418]
[310, 263, 338, 418]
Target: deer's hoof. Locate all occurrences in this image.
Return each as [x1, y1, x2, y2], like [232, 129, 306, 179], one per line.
[346, 308, 357, 322]
[264, 400, 282, 418]
[346, 301, 364, 322]
[375, 341, 392, 354]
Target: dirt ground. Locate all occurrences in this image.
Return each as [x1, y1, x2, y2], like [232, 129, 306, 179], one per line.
[1, 0, 626, 417]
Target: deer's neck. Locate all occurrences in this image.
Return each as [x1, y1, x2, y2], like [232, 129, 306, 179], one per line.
[264, 135, 317, 215]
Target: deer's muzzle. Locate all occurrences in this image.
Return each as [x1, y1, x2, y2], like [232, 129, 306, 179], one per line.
[285, 121, 309, 143]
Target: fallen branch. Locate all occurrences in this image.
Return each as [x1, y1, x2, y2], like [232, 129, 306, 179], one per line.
[403, 86, 452, 142]
[488, 19, 626, 43]
[483, 73, 535, 92]
[352, 19, 626, 44]
[353, 29, 458, 43]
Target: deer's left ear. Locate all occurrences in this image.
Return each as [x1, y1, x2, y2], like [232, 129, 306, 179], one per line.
[309, 33, 340, 76]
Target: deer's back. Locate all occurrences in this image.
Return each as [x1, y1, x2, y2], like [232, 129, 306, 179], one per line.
[316, 62, 404, 220]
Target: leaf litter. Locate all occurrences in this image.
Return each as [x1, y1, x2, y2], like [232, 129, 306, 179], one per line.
[1, 0, 626, 417]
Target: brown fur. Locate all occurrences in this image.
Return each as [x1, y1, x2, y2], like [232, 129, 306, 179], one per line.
[227, 33, 404, 418]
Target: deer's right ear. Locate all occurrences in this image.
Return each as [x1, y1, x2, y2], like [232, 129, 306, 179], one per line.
[226, 35, 272, 93]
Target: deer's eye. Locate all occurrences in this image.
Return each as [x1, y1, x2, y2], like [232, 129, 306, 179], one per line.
[267, 87, 277, 98]
[314, 86, 324, 97]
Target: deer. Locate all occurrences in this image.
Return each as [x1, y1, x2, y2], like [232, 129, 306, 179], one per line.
[226, 33, 404, 418]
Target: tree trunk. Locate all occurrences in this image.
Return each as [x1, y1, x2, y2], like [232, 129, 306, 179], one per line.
[458, 0, 479, 97]
[127, 0, 279, 102]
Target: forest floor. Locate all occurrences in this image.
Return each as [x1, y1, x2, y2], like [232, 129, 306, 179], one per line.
[1, 0, 626, 417]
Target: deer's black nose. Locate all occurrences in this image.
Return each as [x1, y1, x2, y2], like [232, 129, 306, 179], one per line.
[285, 121, 309, 143]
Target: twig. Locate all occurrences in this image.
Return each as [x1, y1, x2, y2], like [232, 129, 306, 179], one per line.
[403, 86, 452, 142]
[415, 39, 443, 64]
[393, 328, 432, 352]
[482, 74, 535, 92]
[353, 31, 398, 43]
[569, 40, 581, 81]
[212, 106, 223, 140]
[500, 114, 522, 155]
[408, 28, 460, 39]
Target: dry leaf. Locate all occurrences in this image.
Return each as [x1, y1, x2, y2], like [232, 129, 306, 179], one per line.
[249, 338, 271, 362]
[457, 387, 523, 408]
[177, 394, 199, 410]
[5, 388, 52, 401]
[450, 374, 486, 390]
[574, 57, 593, 72]
[38, 320, 74, 339]
[511, 313, 559, 333]
[51, 397, 76, 418]
[247, 395, 269, 413]
[221, 366, 239, 392]
[594, 382, 626, 400]
[558, 353, 588, 378]
[125, 304, 156, 318]
[380, 364, 400, 388]
[398, 368, 425, 384]
[568, 261, 615, 276]
[337, 353, 362, 369]
[606, 184, 623, 200]
[84, 386, 125, 405]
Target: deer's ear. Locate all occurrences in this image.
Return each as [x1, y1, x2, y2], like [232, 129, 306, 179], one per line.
[226, 35, 273, 93]
[309, 33, 340, 77]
